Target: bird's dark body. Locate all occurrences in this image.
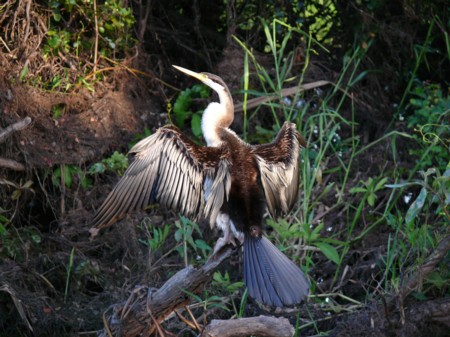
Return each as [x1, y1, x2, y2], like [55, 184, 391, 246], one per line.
[218, 130, 265, 235]
[91, 65, 310, 308]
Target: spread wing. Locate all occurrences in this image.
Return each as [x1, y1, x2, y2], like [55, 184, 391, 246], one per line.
[252, 122, 306, 216]
[91, 125, 230, 235]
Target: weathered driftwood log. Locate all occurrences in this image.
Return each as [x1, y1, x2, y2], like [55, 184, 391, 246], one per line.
[0, 117, 31, 171]
[203, 315, 295, 337]
[98, 245, 235, 337]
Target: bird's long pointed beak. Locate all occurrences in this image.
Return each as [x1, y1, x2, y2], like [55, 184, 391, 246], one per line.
[173, 65, 207, 82]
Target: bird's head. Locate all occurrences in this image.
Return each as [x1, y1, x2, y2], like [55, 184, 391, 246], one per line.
[173, 65, 234, 137]
[173, 65, 230, 96]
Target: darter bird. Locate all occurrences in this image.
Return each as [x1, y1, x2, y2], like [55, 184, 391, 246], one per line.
[91, 65, 310, 307]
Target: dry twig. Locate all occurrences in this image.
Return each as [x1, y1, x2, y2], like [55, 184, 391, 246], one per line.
[203, 315, 295, 337]
[0, 117, 31, 171]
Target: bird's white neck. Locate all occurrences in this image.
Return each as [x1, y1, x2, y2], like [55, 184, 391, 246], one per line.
[201, 84, 234, 147]
[202, 102, 226, 147]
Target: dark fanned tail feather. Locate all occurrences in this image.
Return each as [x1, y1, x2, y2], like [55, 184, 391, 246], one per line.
[244, 235, 309, 307]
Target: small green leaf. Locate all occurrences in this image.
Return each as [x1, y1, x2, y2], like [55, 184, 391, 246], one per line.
[375, 177, 389, 191]
[88, 163, 106, 174]
[64, 166, 72, 188]
[367, 193, 376, 207]
[191, 113, 202, 137]
[405, 187, 427, 224]
[174, 229, 182, 242]
[349, 187, 367, 193]
[19, 66, 29, 81]
[315, 242, 340, 264]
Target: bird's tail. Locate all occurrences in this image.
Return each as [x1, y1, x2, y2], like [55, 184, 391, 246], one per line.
[243, 235, 309, 307]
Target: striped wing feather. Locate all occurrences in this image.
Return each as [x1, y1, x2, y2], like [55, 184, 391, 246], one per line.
[91, 125, 230, 231]
[252, 122, 306, 216]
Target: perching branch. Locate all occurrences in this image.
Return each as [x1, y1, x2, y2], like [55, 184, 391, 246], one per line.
[98, 245, 235, 337]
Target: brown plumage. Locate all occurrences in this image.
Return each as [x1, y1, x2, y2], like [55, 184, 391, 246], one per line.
[91, 65, 310, 307]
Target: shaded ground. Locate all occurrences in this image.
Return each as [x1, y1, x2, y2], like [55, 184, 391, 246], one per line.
[1, 2, 449, 337]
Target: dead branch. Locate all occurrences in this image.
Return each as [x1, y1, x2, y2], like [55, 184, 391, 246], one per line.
[0, 284, 33, 332]
[405, 297, 450, 327]
[0, 117, 32, 143]
[0, 117, 31, 171]
[98, 245, 235, 337]
[234, 81, 331, 113]
[203, 315, 295, 337]
[0, 158, 25, 171]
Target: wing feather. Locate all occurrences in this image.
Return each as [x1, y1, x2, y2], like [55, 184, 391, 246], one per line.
[252, 122, 306, 216]
[91, 125, 230, 231]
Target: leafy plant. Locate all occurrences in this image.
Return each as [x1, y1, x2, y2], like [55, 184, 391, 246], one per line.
[46, 0, 135, 58]
[174, 216, 211, 265]
[350, 177, 389, 207]
[138, 220, 171, 252]
[182, 289, 229, 312]
[382, 164, 450, 295]
[212, 271, 244, 295]
[268, 218, 340, 266]
[0, 220, 41, 261]
[405, 82, 450, 172]
[88, 151, 129, 176]
[52, 104, 66, 119]
[172, 84, 211, 136]
[52, 164, 92, 189]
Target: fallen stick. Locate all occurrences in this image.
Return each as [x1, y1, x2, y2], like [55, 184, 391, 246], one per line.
[0, 117, 31, 143]
[203, 315, 295, 337]
[0, 157, 26, 171]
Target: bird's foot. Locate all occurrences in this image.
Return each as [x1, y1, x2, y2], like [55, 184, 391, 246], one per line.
[212, 231, 243, 256]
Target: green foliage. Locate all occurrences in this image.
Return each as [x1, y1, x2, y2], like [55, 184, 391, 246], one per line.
[267, 218, 340, 265]
[237, 18, 375, 291]
[44, 29, 71, 55]
[405, 82, 450, 172]
[172, 84, 210, 136]
[212, 271, 246, 316]
[174, 216, 212, 263]
[384, 165, 450, 295]
[46, 0, 135, 58]
[182, 289, 229, 312]
[52, 164, 92, 189]
[225, 0, 337, 45]
[235, 18, 328, 141]
[387, 166, 450, 227]
[138, 220, 171, 252]
[0, 218, 42, 261]
[212, 271, 244, 295]
[52, 104, 65, 119]
[88, 151, 129, 176]
[349, 177, 388, 207]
